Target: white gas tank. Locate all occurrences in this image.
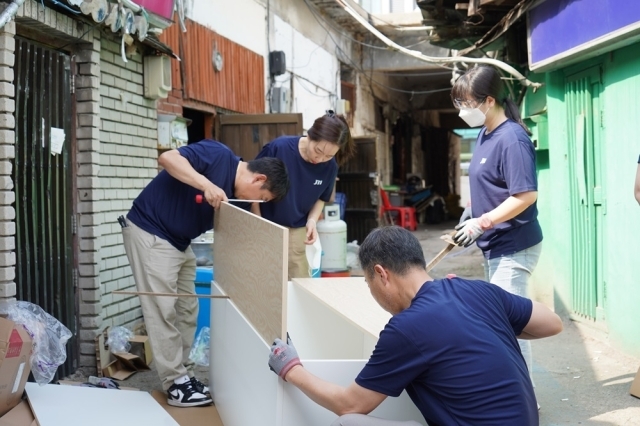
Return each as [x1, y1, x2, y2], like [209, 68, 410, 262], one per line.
[317, 204, 347, 271]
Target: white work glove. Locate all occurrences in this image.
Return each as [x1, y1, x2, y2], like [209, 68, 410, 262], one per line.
[458, 205, 472, 225]
[454, 218, 484, 247]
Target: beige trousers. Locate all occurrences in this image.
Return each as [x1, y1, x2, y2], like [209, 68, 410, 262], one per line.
[122, 219, 198, 391]
[288, 227, 310, 280]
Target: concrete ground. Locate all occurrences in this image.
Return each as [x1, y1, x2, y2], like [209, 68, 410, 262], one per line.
[72, 220, 640, 425]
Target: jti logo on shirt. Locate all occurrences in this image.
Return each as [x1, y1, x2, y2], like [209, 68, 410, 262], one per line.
[313, 180, 323, 185]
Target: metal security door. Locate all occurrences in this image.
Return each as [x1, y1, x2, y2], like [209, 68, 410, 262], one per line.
[12, 38, 77, 376]
[565, 66, 605, 321]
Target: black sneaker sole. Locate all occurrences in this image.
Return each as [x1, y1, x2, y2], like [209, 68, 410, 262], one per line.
[167, 397, 213, 408]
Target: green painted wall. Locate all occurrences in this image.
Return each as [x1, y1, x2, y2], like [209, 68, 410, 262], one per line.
[529, 43, 640, 357]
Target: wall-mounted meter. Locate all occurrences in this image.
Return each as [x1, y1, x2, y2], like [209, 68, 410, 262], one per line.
[158, 114, 190, 149]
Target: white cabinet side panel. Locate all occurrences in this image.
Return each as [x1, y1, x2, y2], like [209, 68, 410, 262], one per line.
[211, 282, 282, 426]
[282, 360, 425, 426]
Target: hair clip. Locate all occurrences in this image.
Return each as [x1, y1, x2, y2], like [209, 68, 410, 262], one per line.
[325, 109, 335, 117]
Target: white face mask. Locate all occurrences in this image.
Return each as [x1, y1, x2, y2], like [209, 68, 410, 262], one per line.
[459, 105, 486, 127]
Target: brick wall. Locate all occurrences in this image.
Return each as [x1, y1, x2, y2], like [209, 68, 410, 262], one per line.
[98, 39, 158, 333]
[0, 20, 15, 302]
[158, 88, 183, 116]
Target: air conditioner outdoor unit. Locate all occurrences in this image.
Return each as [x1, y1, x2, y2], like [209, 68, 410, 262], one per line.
[336, 99, 351, 115]
[271, 86, 291, 113]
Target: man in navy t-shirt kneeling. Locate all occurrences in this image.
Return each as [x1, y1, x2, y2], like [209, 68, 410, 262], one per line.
[268, 226, 562, 426]
[123, 140, 288, 408]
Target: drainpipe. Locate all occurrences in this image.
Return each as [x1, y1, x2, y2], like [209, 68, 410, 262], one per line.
[0, 0, 26, 29]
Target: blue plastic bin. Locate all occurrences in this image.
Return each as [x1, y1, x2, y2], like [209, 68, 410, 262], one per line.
[334, 192, 347, 221]
[195, 266, 214, 336]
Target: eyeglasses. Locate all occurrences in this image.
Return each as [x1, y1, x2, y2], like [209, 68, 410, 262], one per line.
[452, 97, 486, 110]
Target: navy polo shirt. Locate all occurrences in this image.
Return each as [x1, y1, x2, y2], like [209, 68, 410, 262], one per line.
[469, 119, 543, 259]
[256, 136, 337, 228]
[356, 278, 537, 426]
[127, 140, 239, 251]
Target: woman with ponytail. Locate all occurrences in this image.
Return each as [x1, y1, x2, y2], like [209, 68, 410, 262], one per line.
[450, 65, 543, 394]
[253, 111, 356, 280]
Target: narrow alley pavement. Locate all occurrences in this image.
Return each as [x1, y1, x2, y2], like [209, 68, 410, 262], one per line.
[418, 222, 640, 425]
[93, 222, 640, 426]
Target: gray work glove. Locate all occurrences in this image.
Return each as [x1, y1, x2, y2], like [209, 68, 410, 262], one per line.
[268, 335, 302, 381]
[458, 205, 472, 225]
[454, 218, 484, 247]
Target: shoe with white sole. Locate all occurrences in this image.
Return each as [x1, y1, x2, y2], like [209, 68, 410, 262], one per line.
[190, 376, 210, 397]
[167, 380, 212, 407]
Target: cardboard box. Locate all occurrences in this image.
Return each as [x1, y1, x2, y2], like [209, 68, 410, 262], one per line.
[0, 400, 36, 426]
[150, 391, 223, 426]
[0, 318, 33, 417]
[95, 329, 153, 380]
[128, 335, 153, 366]
[630, 366, 640, 398]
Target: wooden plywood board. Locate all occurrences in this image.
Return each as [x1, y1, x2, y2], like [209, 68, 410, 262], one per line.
[25, 383, 178, 426]
[292, 278, 392, 338]
[213, 202, 288, 344]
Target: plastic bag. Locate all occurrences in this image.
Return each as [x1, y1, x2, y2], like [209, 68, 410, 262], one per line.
[346, 240, 361, 270]
[189, 327, 210, 366]
[306, 238, 322, 278]
[0, 300, 72, 385]
[106, 326, 134, 354]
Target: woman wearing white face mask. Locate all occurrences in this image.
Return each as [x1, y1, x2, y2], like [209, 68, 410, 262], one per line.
[451, 65, 543, 398]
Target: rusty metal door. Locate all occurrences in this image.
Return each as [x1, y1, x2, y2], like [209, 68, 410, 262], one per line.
[12, 38, 77, 377]
[216, 113, 303, 160]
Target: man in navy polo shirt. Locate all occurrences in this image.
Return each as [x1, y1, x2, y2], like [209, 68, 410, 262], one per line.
[123, 140, 288, 408]
[268, 226, 562, 425]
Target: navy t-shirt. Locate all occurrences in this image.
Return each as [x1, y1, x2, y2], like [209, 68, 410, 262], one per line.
[256, 136, 337, 228]
[127, 140, 239, 251]
[356, 278, 537, 426]
[469, 119, 543, 258]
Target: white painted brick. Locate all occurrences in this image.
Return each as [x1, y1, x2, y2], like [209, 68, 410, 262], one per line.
[0, 161, 11, 175]
[78, 277, 99, 290]
[78, 164, 100, 176]
[0, 282, 15, 297]
[80, 316, 101, 328]
[78, 176, 100, 188]
[0, 206, 13, 220]
[81, 289, 101, 303]
[0, 267, 15, 281]
[0, 222, 15, 236]
[78, 139, 100, 152]
[1, 21, 15, 36]
[0, 114, 14, 129]
[0, 36, 15, 52]
[0, 52, 14, 68]
[0, 146, 13, 159]
[77, 152, 99, 164]
[76, 101, 99, 114]
[0, 129, 14, 144]
[0, 67, 13, 83]
[0, 191, 15, 205]
[76, 127, 99, 140]
[78, 63, 99, 76]
[0, 236, 14, 250]
[79, 303, 102, 315]
[0, 252, 15, 267]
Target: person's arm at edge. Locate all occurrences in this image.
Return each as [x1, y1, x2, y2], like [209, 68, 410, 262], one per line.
[517, 300, 563, 340]
[634, 163, 640, 205]
[158, 149, 213, 191]
[285, 365, 387, 416]
[482, 191, 537, 226]
[305, 199, 325, 244]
